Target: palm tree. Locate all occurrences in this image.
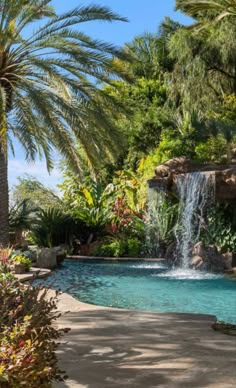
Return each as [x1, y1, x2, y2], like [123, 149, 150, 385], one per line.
[176, 0, 236, 21]
[0, 0, 128, 246]
[125, 18, 180, 79]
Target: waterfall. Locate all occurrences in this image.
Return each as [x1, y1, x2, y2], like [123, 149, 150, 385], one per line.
[175, 172, 215, 269]
[144, 188, 166, 257]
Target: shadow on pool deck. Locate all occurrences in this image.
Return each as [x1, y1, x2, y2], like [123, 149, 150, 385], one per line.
[54, 308, 236, 388]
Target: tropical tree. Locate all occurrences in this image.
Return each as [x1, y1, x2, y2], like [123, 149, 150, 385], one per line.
[9, 198, 38, 245]
[11, 175, 60, 209]
[125, 18, 180, 79]
[0, 0, 129, 245]
[102, 24, 180, 171]
[171, 1, 236, 156]
[176, 0, 236, 21]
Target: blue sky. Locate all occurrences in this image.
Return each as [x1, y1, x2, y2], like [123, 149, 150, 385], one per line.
[9, 0, 191, 191]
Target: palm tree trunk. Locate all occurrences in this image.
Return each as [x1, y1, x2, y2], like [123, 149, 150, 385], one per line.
[0, 139, 9, 246]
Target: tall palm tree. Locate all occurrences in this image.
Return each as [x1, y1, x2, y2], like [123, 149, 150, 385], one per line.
[0, 0, 128, 246]
[176, 0, 236, 21]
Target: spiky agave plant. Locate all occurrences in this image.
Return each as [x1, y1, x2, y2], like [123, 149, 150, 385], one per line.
[0, 0, 129, 245]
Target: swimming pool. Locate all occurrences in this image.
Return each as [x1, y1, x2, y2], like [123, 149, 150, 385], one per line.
[37, 260, 236, 323]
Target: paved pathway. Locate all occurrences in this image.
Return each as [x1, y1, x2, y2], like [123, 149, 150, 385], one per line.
[52, 293, 236, 388]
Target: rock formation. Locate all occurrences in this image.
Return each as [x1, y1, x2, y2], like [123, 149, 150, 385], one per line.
[148, 157, 236, 201]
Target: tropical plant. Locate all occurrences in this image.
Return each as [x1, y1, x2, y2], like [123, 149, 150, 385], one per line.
[195, 134, 228, 162]
[176, 0, 236, 22]
[201, 205, 236, 252]
[30, 207, 74, 247]
[93, 240, 126, 257]
[11, 176, 61, 209]
[9, 198, 38, 245]
[60, 178, 115, 234]
[0, 0, 129, 246]
[103, 26, 179, 170]
[169, 13, 236, 114]
[144, 193, 178, 257]
[125, 18, 180, 79]
[12, 254, 32, 272]
[0, 246, 12, 272]
[92, 237, 142, 257]
[0, 279, 67, 386]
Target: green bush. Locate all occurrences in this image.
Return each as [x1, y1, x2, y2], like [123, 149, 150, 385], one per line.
[12, 254, 32, 272]
[126, 238, 142, 257]
[201, 205, 236, 252]
[0, 280, 67, 386]
[0, 272, 15, 282]
[30, 207, 74, 247]
[93, 237, 141, 257]
[93, 240, 125, 257]
[195, 135, 228, 163]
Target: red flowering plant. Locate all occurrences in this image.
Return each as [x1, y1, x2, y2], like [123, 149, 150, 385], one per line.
[0, 247, 13, 275]
[0, 279, 68, 386]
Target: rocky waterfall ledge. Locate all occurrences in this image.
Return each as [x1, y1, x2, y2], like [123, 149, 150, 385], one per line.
[147, 157, 236, 273]
[148, 156, 236, 202]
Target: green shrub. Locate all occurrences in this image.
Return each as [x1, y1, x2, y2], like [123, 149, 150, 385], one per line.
[12, 254, 32, 272]
[126, 238, 142, 257]
[93, 240, 126, 257]
[201, 205, 236, 252]
[93, 237, 141, 257]
[195, 135, 228, 163]
[0, 272, 15, 282]
[30, 207, 74, 248]
[0, 280, 67, 387]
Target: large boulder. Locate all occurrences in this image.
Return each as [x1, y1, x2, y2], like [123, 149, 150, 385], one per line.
[37, 248, 57, 269]
[191, 243, 233, 272]
[192, 242, 205, 258]
[191, 255, 204, 269]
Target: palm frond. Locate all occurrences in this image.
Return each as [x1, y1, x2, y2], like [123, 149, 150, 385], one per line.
[176, 0, 236, 21]
[0, 1, 130, 175]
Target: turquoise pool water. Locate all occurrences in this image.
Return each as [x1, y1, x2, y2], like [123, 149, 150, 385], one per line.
[37, 260, 236, 323]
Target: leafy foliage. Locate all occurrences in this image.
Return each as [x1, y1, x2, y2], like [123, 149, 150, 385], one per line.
[0, 1, 129, 171]
[0, 280, 67, 386]
[201, 205, 236, 252]
[11, 176, 60, 209]
[9, 198, 38, 239]
[0, 247, 12, 273]
[59, 177, 115, 235]
[93, 237, 142, 257]
[176, 0, 236, 22]
[30, 207, 74, 247]
[144, 193, 178, 256]
[12, 254, 32, 272]
[195, 135, 228, 162]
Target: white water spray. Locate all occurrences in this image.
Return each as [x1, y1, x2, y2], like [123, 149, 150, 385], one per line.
[144, 189, 166, 257]
[175, 172, 215, 269]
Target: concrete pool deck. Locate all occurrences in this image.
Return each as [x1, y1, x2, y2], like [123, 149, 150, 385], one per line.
[52, 292, 236, 388]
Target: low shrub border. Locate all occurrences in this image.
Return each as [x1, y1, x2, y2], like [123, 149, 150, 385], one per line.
[0, 279, 68, 387]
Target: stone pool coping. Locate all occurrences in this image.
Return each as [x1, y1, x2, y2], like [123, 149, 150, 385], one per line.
[15, 267, 51, 282]
[67, 255, 166, 262]
[52, 291, 236, 388]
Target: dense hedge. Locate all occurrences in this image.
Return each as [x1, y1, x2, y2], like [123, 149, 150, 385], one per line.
[0, 280, 67, 387]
